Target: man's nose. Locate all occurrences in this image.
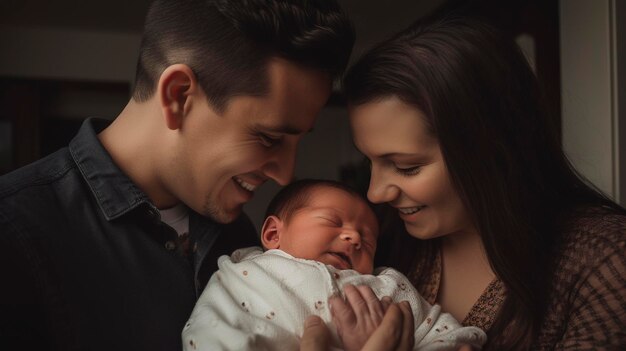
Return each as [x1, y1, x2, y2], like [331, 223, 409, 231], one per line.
[263, 145, 297, 186]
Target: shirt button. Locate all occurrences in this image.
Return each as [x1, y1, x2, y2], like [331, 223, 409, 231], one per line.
[165, 240, 176, 251]
[192, 242, 198, 253]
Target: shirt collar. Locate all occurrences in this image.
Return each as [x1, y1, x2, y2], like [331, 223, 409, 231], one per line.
[69, 118, 153, 221]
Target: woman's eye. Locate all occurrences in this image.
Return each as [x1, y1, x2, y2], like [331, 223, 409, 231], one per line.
[395, 165, 421, 176]
[259, 134, 281, 147]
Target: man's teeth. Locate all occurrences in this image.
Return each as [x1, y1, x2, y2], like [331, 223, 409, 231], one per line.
[234, 177, 257, 192]
[399, 206, 426, 215]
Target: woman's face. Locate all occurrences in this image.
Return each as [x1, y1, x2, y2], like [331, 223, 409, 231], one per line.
[349, 97, 475, 240]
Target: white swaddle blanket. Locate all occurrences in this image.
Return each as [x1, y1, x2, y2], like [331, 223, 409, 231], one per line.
[182, 247, 486, 351]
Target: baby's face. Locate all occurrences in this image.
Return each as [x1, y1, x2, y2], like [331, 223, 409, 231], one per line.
[277, 187, 379, 274]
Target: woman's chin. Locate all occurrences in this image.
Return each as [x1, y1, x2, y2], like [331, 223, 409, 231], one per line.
[404, 223, 435, 240]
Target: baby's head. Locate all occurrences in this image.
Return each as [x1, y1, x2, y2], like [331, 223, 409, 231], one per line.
[261, 179, 379, 274]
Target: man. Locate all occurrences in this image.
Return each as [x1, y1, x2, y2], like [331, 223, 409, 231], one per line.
[0, 0, 354, 349]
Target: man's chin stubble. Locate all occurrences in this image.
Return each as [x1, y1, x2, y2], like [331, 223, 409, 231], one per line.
[203, 200, 239, 224]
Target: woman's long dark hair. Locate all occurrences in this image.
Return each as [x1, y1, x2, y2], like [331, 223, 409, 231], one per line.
[344, 16, 625, 350]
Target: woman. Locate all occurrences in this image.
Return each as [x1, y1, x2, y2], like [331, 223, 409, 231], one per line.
[343, 16, 626, 350]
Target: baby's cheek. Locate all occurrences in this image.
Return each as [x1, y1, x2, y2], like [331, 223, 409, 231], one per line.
[358, 261, 374, 274]
[363, 255, 375, 274]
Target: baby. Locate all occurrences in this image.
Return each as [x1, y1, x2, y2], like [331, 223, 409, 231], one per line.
[182, 179, 486, 350]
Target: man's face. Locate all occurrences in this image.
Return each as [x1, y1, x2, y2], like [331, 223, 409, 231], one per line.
[170, 58, 331, 223]
[274, 186, 379, 274]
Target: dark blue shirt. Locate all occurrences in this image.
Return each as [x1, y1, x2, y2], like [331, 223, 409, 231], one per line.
[0, 118, 259, 350]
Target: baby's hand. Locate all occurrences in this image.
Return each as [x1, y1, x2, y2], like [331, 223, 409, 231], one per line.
[329, 284, 393, 351]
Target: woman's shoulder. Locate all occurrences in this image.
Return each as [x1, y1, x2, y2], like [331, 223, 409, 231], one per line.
[553, 205, 626, 287]
[559, 205, 626, 256]
[538, 206, 626, 349]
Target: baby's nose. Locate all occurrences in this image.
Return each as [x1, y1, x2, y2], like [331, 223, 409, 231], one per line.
[340, 231, 361, 250]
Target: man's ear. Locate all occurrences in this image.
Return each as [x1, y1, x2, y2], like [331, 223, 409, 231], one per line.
[157, 64, 197, 130]
[261, 215, 283, 250]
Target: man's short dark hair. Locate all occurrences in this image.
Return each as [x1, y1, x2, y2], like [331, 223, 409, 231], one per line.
[132, 0, 355, 113]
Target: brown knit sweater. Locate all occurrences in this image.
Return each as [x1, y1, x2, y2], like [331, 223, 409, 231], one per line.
[408, 209, 626, 350]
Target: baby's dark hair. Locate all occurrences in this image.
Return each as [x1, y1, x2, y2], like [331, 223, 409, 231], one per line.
[265, 179, 367, 223]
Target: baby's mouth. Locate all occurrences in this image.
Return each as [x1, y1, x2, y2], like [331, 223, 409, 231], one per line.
[329, 252, 352, 269]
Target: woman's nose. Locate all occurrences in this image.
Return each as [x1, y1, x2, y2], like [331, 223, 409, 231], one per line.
[367, 167, 399, 204]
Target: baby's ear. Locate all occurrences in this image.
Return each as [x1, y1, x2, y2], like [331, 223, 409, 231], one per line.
[261, 215, 283, 250]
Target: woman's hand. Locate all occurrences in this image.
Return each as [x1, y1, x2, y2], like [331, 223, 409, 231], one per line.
[300, 301, 414, 351]
[332, 284, 415, 351]
[300, 315, 331, 351]
[360, 300, 414, 351]
[330, 284, 392, 350]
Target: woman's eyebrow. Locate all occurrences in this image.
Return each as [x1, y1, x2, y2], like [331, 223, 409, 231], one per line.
[377, 152, 408, 158]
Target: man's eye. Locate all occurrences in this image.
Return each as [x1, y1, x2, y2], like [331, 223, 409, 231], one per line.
[395, 165, 421, 176]
[259, 134, 281, 147]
